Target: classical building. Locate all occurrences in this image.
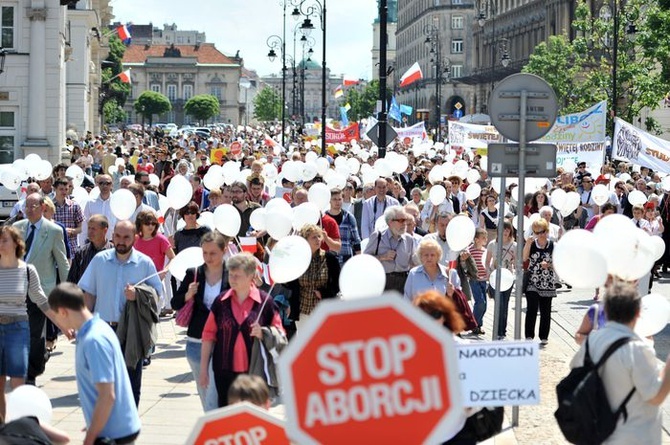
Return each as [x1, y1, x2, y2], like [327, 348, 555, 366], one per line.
[261, 60, 343, 125]
[371, 0, 398, 82]
[121, 43, 242, 125]
[395, 0, 477, 132]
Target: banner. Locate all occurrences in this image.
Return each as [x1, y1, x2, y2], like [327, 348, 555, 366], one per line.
[555, 142, 606, 174]
[613, 117, 670, 173]
[325, 123, 359, 144]
[448, 121, 502, 149]
[540, 101, 607, 143]
[394, 121, 427, 143]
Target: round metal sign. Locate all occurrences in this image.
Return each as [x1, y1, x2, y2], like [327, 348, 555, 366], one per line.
[488, 73, 558, 142]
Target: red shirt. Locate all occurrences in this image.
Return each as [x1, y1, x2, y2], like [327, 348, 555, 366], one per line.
[320, 214, 341, 251]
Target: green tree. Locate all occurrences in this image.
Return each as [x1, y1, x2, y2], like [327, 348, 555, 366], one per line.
[254, 87, 281, 121]
[134, 91, 171, 127]
[342, 80, 393, 121]
[184, 94, 220, 124]
[523, 0, 670, 134]
[100, 36, 131, 125]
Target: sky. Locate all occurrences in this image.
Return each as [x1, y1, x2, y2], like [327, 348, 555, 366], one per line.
[111, 0, 379, 79]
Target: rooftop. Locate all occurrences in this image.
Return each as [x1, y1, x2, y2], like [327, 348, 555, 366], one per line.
[122, 43, 238, 65]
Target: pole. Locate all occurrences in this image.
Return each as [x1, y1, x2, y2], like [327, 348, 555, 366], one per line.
[378, 0, 388, 157]
[490, 3, 496, 102]
[492, 176, 506, 341]
[512, 89, 528, 427]
[435, 36, 441, 143]
[281, 4, 287, 148]
[320, 0, 327, 157]
[611, 0, 618, 138]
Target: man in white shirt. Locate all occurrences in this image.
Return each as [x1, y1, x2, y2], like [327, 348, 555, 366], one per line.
[82, 174, 116, 242]
[360, 178, 399, 239]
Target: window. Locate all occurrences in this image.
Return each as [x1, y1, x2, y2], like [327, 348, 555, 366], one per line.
[451, 39, 463, 53]
[183, 84, 193, 100]
[210, 86, 222, 99]
[450, 65, 463, 78]
[0, 111, 14, 127]
[1, 7, 14, 49]
[150, 84, 161, 93]
[452, 0, 463, 4]
[166, 84, 177, 101]
[451, 15, 464, 29]
[0, 136, 13, 163]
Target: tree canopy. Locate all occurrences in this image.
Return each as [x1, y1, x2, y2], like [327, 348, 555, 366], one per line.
[184, 94, 220, 124]
[134, 91, 171, 126]
[100, 36, 131, 125]
[253, 87, 281, 121]
[342, 80, 393, 121]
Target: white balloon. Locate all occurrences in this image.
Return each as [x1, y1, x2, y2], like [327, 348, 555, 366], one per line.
[158, 193, 170, 215]
[89, 186, 100, 201]
[148, 173, 160, 187]
[628, 190, 647, 206]
[266, 197, 292, 213]
[550, 188, 567, 210]
[428, 165, 444, 185]
[326, 171, 347, 189]
[308, 182, 330, 211]
[346, 157, 361, 175]
[265, 209, 293, 240]
[560, 192, 581, 217]
[71, 186, 89, 207]
[0, 169, 20, 191]
[169, 247, 204, 281]
[110, 189, 136, 220]
[489, 268, 514, 292]
[262, 163, 278, 180]
[166, 175, 193, 210]
[249, 207, 268, 232]
[12, 159, 29, 181]
[650, 235, 665, 262]
[197, 211, 215, 230]
[375, 215, 388, 232]
[301, 162, 318, 182]
[340, 254, 386, 299]
[315, 157, 330, 176]
[512, 215, 530, 231]
[429, 185, 447, 206]
[269, 235, 312, 283]
[465, 183, 481, 201]
[446, 215, 475, 251]
[24, 153, 41, 165]
[594, 215, 653, 280]
[203, 171, 225, 191]
[592, 184, 610, 206]
[115, 157, 126, 167]
[636, 293, 670, 337]
[466, 169, 481, 184]
[662, 176, 670, 193]
[293, 203, 321, 231]
[391, 153, 409, 174]
[479, 156, 488, 170]
[618, 173, 632, 182]
[6, 385, 52, 424]
[374, 158, 393, 177]
[213, 204, 241, 237]
[553, 229, 608, 288]
[65, 164, 85, 187]
[305, 151, 318, 163]
[34, 160, 53, 181]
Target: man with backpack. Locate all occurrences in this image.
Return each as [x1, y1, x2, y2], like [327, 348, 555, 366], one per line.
[557, 282, 670, 444]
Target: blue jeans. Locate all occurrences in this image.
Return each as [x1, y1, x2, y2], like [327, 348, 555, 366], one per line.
[470, 280, 488, 328]
[185, 339, 218, 411]
[488, 286, 512, 338]
[0, 321, 29, 378]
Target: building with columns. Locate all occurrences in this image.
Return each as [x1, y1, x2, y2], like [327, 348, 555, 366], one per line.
[121, 43, 242, 125]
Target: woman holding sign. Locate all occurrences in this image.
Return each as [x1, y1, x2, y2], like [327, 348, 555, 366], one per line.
[199, 252, 285, 407]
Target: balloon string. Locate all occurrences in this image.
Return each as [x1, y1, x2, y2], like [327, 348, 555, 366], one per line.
[255, 283, 276, 324]
[134, 268, 167, 286]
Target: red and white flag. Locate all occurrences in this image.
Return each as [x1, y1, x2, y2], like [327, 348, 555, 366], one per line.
[399, 62, 423, 87]
[343, 76, 359, 86]
[263, 263, 275, 286]
[240, 236, 257, 254]
[264, 134, 283, 155]
[118, 69, 131, 84]
[117, 24, 131, 42]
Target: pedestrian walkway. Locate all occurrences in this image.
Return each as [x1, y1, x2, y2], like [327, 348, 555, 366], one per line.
[37, 289, 670, 444]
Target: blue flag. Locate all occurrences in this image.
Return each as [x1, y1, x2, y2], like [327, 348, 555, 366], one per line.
[389, 96, 402, 122]
[400, 104, 413, 116]
[340, 107, 349, 126]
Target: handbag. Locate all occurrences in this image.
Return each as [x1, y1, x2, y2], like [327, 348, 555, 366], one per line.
[175, 298, 194, 328]
[464, 406, 504, 441]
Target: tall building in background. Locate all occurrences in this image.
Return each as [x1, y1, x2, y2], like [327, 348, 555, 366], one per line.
[371, 0, 397, 82]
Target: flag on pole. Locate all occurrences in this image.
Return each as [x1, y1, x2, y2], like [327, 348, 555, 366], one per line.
[399, 62, 423, 87]
[117, 24, 132, 43]
[344, 103, 351, 111]
[333, 85, 344, 98]
[240, 236, 258, 253]
[343, 76, 359, 86]
[400, 104, 413, 116]
[118, 69, 131, 84]
[389, 97, 402, 122]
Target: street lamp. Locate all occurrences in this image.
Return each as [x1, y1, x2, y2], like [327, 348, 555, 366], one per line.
[477, 0, 498, 111]
[297, 0, 327, 157]
[266, 34, 286, 146]
[424, 23, 449, 142]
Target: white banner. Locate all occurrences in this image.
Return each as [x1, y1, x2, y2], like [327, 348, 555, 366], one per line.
[613, 118, 670, 174]
[394, 121, 427, 142]
[555, 142, 606, 174]
[540, 101, 607, 143]
[457, 341, 540, 407]
[448, 121, 502, 149]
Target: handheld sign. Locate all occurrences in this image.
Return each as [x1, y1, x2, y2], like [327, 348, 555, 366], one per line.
[185, 402, 289, 445]
[278, 296, 463, 445]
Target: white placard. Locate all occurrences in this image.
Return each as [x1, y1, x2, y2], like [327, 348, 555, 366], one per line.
[457, 341, 540, 407]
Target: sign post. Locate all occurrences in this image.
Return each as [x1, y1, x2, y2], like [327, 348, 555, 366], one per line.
[488, 73, 558, 427]
[278, 296, 463, 445]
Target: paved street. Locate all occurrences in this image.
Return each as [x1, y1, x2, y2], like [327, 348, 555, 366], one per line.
[35, 277, 670, 444]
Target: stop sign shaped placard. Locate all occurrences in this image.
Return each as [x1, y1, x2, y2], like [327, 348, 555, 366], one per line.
[185, 402, 290, 445]
[278, 297, 463, 445]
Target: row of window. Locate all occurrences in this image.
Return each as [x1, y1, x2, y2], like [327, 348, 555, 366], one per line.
[145, 84, 224, 101]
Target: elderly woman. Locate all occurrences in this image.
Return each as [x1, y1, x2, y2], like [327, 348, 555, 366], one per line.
[199, 252, 284, 408]
[404, 239, 454, 301]
[288, 224, 341, 332]
[172, 231, 232, 411]
[523, 218, 557, 345]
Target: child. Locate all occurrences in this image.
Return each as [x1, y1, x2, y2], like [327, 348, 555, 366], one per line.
[467, 228, 489, 335]
[227, 374, 271, 409]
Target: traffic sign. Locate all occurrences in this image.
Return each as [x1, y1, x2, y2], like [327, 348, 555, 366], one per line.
[488, 73, 558, 142]
[366, 122, 398, 148]
[453, 109, 463, 119]
[186, 402, 290, 445]
[487, 143, 557, 178]
[278, 296, 463, 445]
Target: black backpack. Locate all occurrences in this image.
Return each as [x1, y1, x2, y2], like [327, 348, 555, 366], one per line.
[555, 336, 635, 445]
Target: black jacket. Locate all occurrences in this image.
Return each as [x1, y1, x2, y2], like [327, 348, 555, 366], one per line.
[171, 265, 229, 339]
[286, 250, 340, 321]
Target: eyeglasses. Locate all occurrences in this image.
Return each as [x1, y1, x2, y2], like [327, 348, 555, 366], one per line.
[144, 221, 157, 226]
[140, 181, 151, 186]
[426, 310, 443, 320]
[534, 230, 547, 235]
[97, 182, 112, 186]
[392, 218, 408, 223]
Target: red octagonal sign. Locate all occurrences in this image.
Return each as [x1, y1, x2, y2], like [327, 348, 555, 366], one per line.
[278, 297, 463, 445]
[186, 402, 290, 445]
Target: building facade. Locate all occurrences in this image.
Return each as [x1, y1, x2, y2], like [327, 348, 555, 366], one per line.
[395, 0, 477, 132]
[121, 43, 242, 126]
[239, 67, 261, 126]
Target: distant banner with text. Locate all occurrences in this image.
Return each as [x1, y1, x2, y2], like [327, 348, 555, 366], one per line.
[394, 122, 427, 143]
[539, 101, 607, 143]
[555, 142, 606, 174]
[613, 118, 670, 173]
[448, 121, 502, 150]
[325, 123, 360, 144]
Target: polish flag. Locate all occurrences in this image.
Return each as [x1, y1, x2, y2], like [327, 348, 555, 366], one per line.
[240, 236, 257, 254]
[117, 24, 131, 42]
[343, 76, 359, 86]
[399, 62, 423, 87]
[118, 69, 131, 84]
[263, 263, 275, 286]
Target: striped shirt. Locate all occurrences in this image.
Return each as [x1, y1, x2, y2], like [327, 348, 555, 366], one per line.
[468, 245, 488, 281]
[0, 263, 49, 318]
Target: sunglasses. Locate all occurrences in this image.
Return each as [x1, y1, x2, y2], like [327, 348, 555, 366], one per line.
[534, 230, 547, 235]
[144, 221, 157, 226]
[184, 210, 198, 215]
[140, 181, 151, 186]
[97, 182, 112, 186]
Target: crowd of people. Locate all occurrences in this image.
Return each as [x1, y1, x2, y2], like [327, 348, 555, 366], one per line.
[2, 123, 670, 444]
